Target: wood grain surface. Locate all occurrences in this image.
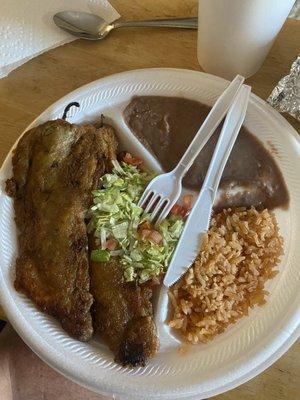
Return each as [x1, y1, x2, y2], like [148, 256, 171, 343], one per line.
[0, 0, 299, 399]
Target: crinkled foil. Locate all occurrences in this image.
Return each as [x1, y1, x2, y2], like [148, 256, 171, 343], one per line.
[289, 0, 300, 19]
[267, 55, 300, 121]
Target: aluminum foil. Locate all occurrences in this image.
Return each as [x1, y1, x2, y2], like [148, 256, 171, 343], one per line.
[289, 0, 300, 19]
[268, 55, 300, 121]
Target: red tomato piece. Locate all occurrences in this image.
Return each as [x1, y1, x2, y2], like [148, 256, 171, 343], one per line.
[123, 152, 143, 166]
[139, 220, 152, 230]
[179, 206, 189, 218]
[182, 194, 193, 209]
[171, 204, 182, 215]
[105, 238, 118, 250]
[149, 230, 163, 245]
[140, 229, 152, 240]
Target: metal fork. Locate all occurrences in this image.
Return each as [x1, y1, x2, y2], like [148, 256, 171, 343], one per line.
[138, 74, 245, 223]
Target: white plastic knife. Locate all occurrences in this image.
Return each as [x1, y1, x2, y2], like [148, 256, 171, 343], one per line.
[163, 85, 251, 288]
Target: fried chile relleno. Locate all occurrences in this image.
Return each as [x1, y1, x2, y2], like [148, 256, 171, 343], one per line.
[6, 119, 118, 341]
[90, 256, 159, 366]
[6, 118, 159, 366]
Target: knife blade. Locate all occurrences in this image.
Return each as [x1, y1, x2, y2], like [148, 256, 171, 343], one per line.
[163, 187, 213, 287]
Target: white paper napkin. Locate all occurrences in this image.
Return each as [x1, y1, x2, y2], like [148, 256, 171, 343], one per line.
[0, 0, 120, 79]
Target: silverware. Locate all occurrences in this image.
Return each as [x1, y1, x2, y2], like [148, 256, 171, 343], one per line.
[164, 85, 251, 288]
[138, 75, 245, 224]
[53, 11, 198, 40]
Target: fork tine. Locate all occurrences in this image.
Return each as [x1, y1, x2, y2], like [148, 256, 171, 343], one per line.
[155, 201, 173, 224]
[138, 189, 154, 207]
[144, 193, 160, 214]
[150, 198, 170, 222]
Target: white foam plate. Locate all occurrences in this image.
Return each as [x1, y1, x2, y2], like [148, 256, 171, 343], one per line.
[0, 69, 299, 400]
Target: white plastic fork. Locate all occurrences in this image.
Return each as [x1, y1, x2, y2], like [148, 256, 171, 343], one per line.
[163, 85, 251, 287]
[138, 74, 245, 223]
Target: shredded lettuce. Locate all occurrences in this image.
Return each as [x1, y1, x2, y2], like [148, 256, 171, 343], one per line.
[87, 160, 184, 283]
[91, 249, 111, 262]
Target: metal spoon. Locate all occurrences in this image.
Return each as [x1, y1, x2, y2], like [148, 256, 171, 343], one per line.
[53, 11, 197, 40]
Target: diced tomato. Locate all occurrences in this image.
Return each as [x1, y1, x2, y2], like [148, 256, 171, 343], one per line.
[138, 221, 154, 240]
[105, 238, 118, 250]
[139, 220, 152, 231]
[123, 152, 143, 166]
[170, 203, 190, 218]
[179, 206, 189, 218]
[149, 230, 163, 245]
[140, 229, 152, 240]
[171, 196, 193, 218]
[171, 204, 182, 216]
[182, 194, 193, 209]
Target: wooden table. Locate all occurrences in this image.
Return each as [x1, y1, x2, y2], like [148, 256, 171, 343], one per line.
[0, 1, 299, 399]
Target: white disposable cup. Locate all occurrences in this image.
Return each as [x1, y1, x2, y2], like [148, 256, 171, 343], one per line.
[197, 0, 295, 79]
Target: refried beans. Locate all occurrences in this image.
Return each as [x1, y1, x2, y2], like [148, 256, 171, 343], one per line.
[124, 96, 289, 210]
